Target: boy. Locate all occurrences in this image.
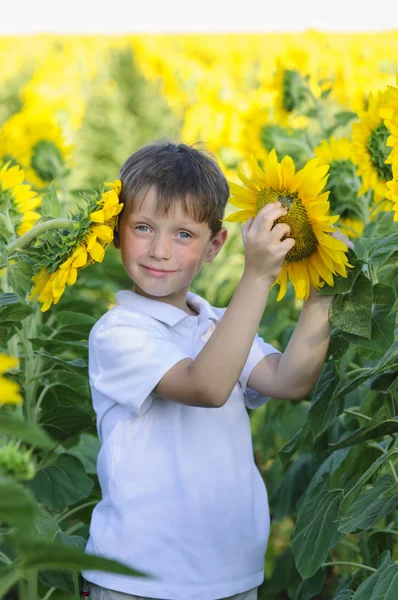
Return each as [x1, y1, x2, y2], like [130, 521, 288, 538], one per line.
[82, 141, 352, 600]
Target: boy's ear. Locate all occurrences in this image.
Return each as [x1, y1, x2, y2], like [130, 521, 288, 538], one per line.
[204, 227, 228, 262]
[113, 229, 120, 249]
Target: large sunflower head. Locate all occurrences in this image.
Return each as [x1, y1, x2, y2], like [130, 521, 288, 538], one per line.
[0, 162, 42, 237]
[224, 150, 351, 301]
[314, 137, 367, 238]
[28, 180, 123, 312]
[351, 91, 394, 207]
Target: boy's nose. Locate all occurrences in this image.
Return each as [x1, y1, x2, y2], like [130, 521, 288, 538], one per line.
[149, 236, 172, 259]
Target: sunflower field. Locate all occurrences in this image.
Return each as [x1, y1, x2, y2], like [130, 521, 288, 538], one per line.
[0, 31, 398, 600]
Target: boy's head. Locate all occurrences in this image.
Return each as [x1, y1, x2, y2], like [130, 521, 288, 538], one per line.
[116, 141, 229, 238]
[113, 141, 230, 303]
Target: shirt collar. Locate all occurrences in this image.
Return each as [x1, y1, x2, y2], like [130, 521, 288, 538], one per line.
[115, 290, 219, 326]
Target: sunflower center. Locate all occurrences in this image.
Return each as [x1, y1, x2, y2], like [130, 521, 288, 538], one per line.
[282, 70, 308, 113]
[31, 140, 64, 182]
[367, 123, 393, 182]
[256, 188, 318, 262]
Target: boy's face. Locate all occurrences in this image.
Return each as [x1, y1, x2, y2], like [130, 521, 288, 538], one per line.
[114, 185, 227, 308]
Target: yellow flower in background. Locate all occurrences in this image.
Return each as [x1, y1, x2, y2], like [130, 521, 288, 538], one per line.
[224, 151, 351, 301]
[29, 180, 123, 312]
[0, 162, 42, 235]
[0, 108, 72, 189]
[0, 355, 22, 405]
[380, 74, 398, 178]
[314, 137, 366, 238]
[386, 179, 398, 222]
[351, 92, 394, 210]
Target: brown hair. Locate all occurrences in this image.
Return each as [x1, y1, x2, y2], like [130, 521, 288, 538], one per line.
[118, 141, 230, 238]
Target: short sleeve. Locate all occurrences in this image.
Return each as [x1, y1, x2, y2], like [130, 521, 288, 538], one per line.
[239, 334, 282, 409]
[89, 312, 190, 416]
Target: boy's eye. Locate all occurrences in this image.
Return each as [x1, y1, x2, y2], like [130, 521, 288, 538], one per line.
[178, 231, 192, 239]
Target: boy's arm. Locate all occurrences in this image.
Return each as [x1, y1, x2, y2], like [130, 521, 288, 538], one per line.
[154, 202, 295, 409]
[246, 291, 333, 401]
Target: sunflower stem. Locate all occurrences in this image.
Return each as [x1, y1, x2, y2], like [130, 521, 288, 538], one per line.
[4, 218, 78, 257]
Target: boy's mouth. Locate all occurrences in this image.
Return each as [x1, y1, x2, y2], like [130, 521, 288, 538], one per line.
[141, 265, 176, 275]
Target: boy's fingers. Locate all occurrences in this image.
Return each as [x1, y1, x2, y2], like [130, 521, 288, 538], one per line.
[252, 204, 287, 233]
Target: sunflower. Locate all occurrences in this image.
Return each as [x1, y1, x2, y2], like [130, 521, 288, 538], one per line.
[314, 137, 367, 238]
[29, 180, 123, 312]
[385, 178, 398, 222]
[224, 150, 351, 301]
[0, 108, 71, 189]
[0, 162, 42, 236]
[351, 91, 394, 212]
[0, 354, 22, 405]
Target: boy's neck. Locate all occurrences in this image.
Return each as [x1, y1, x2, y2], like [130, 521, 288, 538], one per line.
[131, 285, 198, 316]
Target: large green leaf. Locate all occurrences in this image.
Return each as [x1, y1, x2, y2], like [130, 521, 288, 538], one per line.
[0, 477, 37, 529]
[351, 551, 396, 599]
[292, 476, 344, 579]
[359, 232, 398, 266]
[0, 300, 33, 324]
[337, 474, 398, 533]
[329, 406, 398, 450]
[278, 421, 313, 468]
[343, 283, 396, 357]
[294, 568, 325, 600]
[308, 363, 342, 438]
[333, 342, 398, 400]
[25, 453, 94, 511]
[330, 272, 373, 338]
[33, 350, 88, 377]
[271, 454, 319, 519]
[0, 412, 56, 448]
[338, 448, 394, 519]
[29, 337, 88, 358]
[6, 533, 150, 578]
[65, 433, 100, 474]
[39, 385, 93, 441]
[330, 445, 381, 492]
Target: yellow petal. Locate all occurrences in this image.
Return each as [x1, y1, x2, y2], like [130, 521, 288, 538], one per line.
[223, 210, 255, 223]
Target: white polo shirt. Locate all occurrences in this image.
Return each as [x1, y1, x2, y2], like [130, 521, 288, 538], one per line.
[82, 290, 281, 600]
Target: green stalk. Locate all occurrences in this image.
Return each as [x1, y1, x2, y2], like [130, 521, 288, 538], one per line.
[322, 561, 376, 573]
[344, 409, 372, 421]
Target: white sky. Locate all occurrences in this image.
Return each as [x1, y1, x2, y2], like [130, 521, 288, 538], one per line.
[1, 0, 398, 34]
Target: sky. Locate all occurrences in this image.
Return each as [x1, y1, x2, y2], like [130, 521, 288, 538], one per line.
[1, 0, 398, 34]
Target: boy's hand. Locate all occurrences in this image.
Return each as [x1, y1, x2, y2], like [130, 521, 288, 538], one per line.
[241, 201, 296, 285]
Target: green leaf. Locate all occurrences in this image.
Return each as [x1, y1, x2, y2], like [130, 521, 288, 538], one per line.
[330, 272, 373, 338]
[0, 292, 19, 306]
[39, 385, 93, 441]
[6, 533, 151, 579]
[338, 474, 398, 533]
[351, 551, 395, 599]
[294, 568, 325, 600]
[65, 433, 100, 474]
[33, 350, 88, 377]
[338, 448, 393, 519]
[329, 407, 398, 450]
[278, 421, 313, 468]
[358, 232, 398, 266]
[25, 453, 94, 511]
[327, 329, 350, 361]
[0, 301, 33, 324]
[292, 476, 344, 579]
[271, 454, 319, 519]
[308, 363, 342, 438]
[0, 412, 56, 449]
[330, 445, 381, 491]
[333, 342, 398, 400]
[6, 259, 34, 299]
[0, 477, 37, 529]
[342, 283, 396, 357]
[41, 182, 61, 218]
[29, 337, 88, 357]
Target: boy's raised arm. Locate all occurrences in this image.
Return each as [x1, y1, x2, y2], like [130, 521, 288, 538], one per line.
[154, 202, 295, 408]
